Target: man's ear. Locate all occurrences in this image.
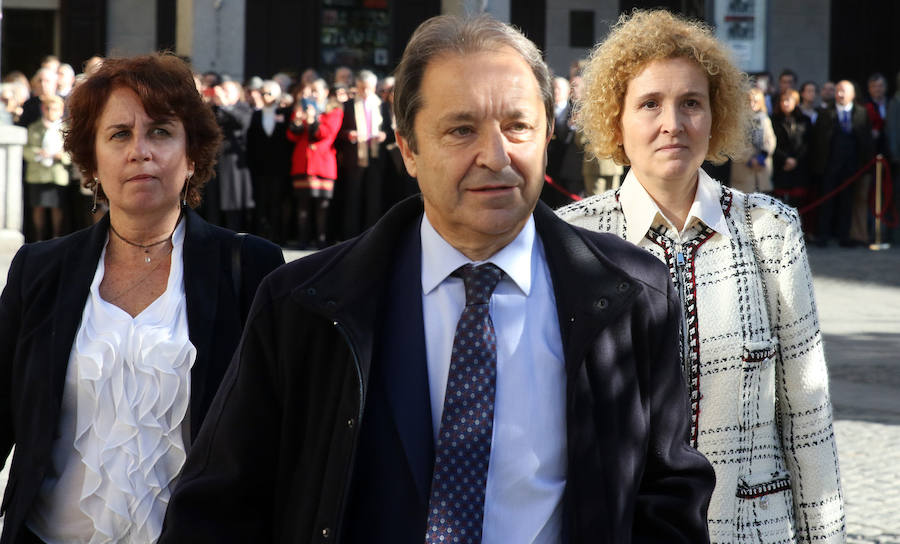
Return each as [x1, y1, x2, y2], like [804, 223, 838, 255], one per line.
[395, 132, 418, 179]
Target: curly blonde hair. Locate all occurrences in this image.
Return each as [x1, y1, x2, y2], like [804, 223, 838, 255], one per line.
[576, 9, 749, 165]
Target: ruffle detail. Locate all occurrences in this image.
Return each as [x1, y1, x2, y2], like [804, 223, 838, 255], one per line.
[71, 221, 195, 543]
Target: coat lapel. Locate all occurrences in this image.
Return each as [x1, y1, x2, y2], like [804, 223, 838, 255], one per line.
[49, 217, 108, 402]
[379, 218, 434, 505]
[181, 208, 221, 434]
[533, 203, 641, 377]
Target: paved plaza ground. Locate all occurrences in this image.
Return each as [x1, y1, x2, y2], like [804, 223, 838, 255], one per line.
[808, 245, 900, 543]
[0, 241, 898, 540]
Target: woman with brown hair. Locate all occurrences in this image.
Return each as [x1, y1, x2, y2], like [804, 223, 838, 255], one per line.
[0, 53, 284, 543]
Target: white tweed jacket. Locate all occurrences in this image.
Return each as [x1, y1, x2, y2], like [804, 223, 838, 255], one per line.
[558, 178, 845, 543]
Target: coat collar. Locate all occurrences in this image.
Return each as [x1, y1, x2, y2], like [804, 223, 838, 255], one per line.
[294, 196, 644, 384]
[180, 207, 221, 428]
[532, 202, 642, 376]
[50, 215, 110, 403]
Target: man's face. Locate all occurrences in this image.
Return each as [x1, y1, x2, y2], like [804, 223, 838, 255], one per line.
[835, 81, 855, 106]
[553, 78, 569, 106]
[42, 101, 63, 122]
[569, 76, 583, 101]
[57, 67, 74, 90]
[38, 73, 57, 97]
[221, 82, 242, 105]
[869, 78, 887, 102]
[357, 79, 375, 99]
[261, 84, 280, 106]
[779, 74, 795, 94]
[800, 83, 817, 105]
[396, 48, 549, 259]
[822, 81, 836, 101]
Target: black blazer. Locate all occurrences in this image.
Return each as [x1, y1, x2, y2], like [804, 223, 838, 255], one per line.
[810, 103, 874, 176]
[246, 107, 293, 178]
[0, 208, 284, 544]
[160, 197, 714, 543]
[772, 110, 813, 190]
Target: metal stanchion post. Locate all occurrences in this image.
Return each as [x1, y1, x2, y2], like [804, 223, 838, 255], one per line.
[869, 155, 891, 251]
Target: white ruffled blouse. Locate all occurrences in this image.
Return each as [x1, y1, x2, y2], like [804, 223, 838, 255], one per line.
[27, 221, 197, 544]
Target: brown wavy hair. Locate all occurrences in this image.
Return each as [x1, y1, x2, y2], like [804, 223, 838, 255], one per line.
[63, 52, 221, 207]
[576, 9, 749, 166]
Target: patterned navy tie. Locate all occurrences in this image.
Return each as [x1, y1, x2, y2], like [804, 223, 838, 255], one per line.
[425, 263, 504, 544]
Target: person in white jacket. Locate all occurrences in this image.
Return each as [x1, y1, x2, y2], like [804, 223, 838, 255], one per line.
[558, 9, 845, 543]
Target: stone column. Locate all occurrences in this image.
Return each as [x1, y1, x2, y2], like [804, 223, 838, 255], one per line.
[178, 0, 246, 80]
[0, 125, 27, 251]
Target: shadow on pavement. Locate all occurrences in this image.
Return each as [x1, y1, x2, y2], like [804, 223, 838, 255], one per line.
[807, 245, 900, 288]
[825, 331, 900, 426]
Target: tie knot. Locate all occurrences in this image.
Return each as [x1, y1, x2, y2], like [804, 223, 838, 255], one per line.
[454, 263, 503, 306]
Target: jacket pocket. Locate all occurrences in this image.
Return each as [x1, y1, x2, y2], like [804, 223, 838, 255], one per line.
[735, 471, 797, 543]
[736, 472, 791, 499]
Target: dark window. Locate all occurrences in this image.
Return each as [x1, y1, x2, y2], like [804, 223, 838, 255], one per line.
[569, 10, 595, 48]
[1, 9, 55, 76]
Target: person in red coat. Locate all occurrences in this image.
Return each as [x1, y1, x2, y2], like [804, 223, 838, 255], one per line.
[287, 79, 343, 247]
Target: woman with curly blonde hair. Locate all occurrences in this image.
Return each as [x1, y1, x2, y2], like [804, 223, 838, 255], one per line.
[559, 9, 845, 543]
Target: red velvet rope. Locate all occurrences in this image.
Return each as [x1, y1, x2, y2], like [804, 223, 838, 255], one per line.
[798, 156, 878, 215]
[544, 174, 582, 201]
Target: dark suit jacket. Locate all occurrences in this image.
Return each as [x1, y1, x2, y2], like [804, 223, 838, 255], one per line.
[811, 103, 874, 176]
[160, 197, 715, 543]
[0, 209, 284, 544]
[547, 102, 573, 177]
[772, 110, 813, 189]
[246, 107, 293, 179]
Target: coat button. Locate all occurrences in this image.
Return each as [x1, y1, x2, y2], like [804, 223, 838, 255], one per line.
[347, 418, 355, 428]
[617, 281, 629, 292]
[322, 527, 331, 538]
[597, 298, 608, 309]
[306, 287, 317, 296]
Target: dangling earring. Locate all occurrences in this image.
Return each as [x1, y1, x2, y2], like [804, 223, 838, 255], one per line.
[91, 179, 99, 214]
[182, 172, 193, 207]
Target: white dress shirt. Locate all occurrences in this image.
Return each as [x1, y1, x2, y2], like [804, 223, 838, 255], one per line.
[420, 213, 566, 543]
[618, 168, 732, 244]
[261, 104, 277, 136]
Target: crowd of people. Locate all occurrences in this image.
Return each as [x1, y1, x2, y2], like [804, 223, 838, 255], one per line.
[4, 50, 899, 249]
[548, 64, 900, 247]
[1, 54, 420, 248]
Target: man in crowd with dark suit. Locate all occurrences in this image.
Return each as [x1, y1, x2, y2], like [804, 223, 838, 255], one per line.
[246, 79, 293, 244]
[334, 70, 386, 239]
[542, 75, 582, 208]
[160, 14, 714, 544]
[811, 80, 874, 246]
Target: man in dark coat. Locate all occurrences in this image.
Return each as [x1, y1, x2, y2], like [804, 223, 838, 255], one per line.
[810, 80, 874, 245]
[161, 14, 714, 544]
[246, 79, 293, 243]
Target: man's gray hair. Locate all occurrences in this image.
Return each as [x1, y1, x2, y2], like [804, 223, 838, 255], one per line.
[393, 14, 553, 153]
[357, 70, 378, 87]
[261, 79, 281, 98]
